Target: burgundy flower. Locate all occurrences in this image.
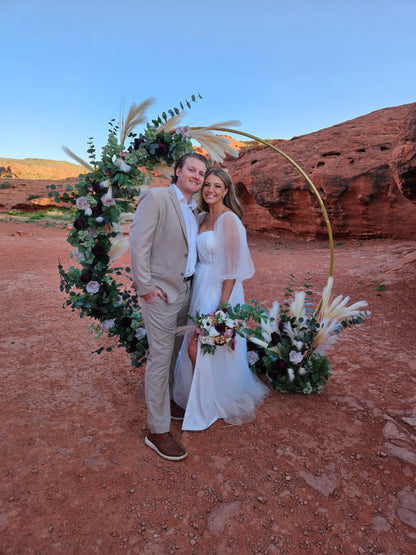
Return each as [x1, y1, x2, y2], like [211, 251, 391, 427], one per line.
[74, 217, 85, 230]
[271, 331, 281, 345]
[215, 323, 226, 334]
[134, 138, 145, 149]
[128, 338, 138, 352]
[92, 205, 103, 217]
[155, 142, 168, 156]
[278, 320, 286, 333]
[267, 368, 279, 380]
[80, 272, 91, 283]
[90, 181, 101, 193]
[120, 316, 132, 328]
[92, 245, 106, 257]
[273, 358, 287, 373]
[92, 307, 104, 318]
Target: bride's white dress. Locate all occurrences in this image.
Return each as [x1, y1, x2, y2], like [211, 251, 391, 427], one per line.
[173, 211, 269, 431]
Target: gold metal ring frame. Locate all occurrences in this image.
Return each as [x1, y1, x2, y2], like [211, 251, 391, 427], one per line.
[195, 126, 335, 310]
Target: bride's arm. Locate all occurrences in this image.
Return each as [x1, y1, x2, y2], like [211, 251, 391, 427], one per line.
[218, 279, 236, 307]
[215, 212, 254, 308]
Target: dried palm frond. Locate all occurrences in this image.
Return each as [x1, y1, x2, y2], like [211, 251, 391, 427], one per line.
[154, 163, 174, 180]
[248, 336, 269, 350]
[199, 120, 241, 131]
[290, 291, 306, 324]
[317, 276, 334, 318]
[157, 112, 186, 133]
[108, 235, 129, 261]
[119, 98, 155, 145]
[312, 317, 341, 353]
[269, 301, 280, 324]
[187, 121, 241, 162]
[62, 146, 94, 172]
[247, 301, 281, 354]
[317, 277, 368, 322]
[187, 129, 238, 162]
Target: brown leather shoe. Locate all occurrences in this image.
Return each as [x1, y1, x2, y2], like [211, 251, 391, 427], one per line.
[170, 400, 185, 421]
[145, 432, 187, 461]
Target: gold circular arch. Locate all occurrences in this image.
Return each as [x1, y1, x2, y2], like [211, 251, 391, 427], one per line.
[196, 126, 335, 295]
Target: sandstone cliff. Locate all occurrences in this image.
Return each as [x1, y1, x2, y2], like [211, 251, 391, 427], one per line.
[224, 103, 416, 239]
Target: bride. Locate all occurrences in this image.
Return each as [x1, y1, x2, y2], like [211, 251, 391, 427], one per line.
[173, 168, 269, 431]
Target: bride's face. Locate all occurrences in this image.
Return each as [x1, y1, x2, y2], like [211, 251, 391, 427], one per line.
[202, 174, 227, 207]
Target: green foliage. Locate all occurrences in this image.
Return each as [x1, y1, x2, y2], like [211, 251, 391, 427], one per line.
[1, 180, 12, 189]
[58, 96, 201, 368]
[6, 208, 72, 221]
[374, 280, 386, 296]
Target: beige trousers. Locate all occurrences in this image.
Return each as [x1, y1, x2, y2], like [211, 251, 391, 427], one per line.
[141, 280, 192, 433]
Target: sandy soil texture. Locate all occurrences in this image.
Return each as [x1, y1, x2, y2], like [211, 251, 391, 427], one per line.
[1, 218, 416, 554]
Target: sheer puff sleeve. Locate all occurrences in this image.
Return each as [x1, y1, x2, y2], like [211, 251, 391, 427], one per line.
[214, 211, 254, 282]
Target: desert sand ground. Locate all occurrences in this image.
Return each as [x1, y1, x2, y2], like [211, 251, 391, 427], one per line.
[1, 209, 416, 554]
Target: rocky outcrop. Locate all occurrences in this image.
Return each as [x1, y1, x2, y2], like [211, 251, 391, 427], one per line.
[225, 103, 416, 239]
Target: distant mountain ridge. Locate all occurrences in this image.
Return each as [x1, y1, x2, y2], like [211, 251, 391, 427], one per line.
[0, 157, 86, 180]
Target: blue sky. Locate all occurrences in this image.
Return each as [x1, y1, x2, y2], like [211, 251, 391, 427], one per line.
[1, 0, 415, 161]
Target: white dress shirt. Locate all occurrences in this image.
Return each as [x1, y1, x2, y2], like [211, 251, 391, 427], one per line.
[173, 184, 198, 278]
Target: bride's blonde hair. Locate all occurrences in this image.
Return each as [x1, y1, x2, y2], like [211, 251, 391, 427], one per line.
[199, 168, 243, 219]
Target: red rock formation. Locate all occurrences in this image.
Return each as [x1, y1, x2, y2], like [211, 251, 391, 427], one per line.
[224, 103, 416, 239]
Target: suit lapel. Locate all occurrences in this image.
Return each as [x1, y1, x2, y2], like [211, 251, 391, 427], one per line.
[168, 185, 188, 244]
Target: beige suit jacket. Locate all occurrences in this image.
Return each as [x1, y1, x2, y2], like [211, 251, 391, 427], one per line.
[129, 185, 198, 303]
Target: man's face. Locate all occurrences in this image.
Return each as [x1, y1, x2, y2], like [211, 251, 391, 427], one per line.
[175, 157, 206, 201]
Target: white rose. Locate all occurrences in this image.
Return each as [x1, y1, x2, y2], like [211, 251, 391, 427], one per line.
[100, 179, 111, 189]
[225, 318, 235, 328]
[114, 157, 131, 173]
[200, 335, 215, 345]
[288, 368, 295, 382]
[209, 327, 220, 337]
[86, 280, 100, 294]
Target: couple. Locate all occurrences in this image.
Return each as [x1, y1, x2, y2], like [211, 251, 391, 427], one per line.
[129, 153, 268, 461]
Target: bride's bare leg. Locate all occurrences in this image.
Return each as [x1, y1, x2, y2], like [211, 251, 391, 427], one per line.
[187, 333, 198, 368]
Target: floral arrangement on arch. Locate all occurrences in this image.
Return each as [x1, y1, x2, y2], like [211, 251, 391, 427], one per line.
[246, 275, 369, 393]
[49, 95, 241, 367]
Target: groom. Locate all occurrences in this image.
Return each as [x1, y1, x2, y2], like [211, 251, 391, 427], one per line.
[129, 152, 209, 461]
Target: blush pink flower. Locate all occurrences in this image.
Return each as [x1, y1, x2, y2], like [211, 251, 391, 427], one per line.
[86, 280, 100, 294]
[101, 192, 115, 207]
[289, 350, 304, 364]
[102, 319, 114, 332]
[76, 196, 92, 215]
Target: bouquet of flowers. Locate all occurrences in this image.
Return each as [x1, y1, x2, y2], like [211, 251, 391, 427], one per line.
[189, 302, 266, 355]
[189, 308, 241, 355]
[247, 276, 369, 394]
